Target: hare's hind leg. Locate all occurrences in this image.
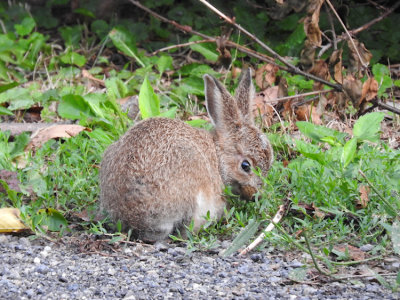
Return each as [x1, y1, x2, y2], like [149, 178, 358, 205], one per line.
[192, 192, 225, 232]
[137, 221, 175, 242]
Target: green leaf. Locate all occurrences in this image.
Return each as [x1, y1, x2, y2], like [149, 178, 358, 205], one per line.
[58, 94, 94, 120]
[73, 8, 96, 18]
[60, 52, 86, 67]
[0, 82, 19, 93]
[59, 25, 83, 48]
[159, 107, 177, 119]
[156, 55, 173, 75]
[109, 27, 145, 67]
[105, 77, 129, 100]
[10, 133, 30, 158]
[179, 63, 217, 77]
[189, 36, 218, 62]
[38, 208, 68, 232]
[0, 87, 34, 110]
[297, 121, 346, 144]
[138, 77, 160, 119]
[186, 119, 208, 128]
[14, 17, 36, 36]
[392, 220, 400, 255]
[353, 112, 385, 142]
[0, 106, 13, 115]
[221, 219, 261, 257]
[341, 138, 357, 167]
[288, 268, 308, 282]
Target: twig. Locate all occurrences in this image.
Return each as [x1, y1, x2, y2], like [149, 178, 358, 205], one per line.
[198, 0, 343, 92]
[325, 0, 367, 68]
[319, 2, 400, 56]
[267, 90, 332, 103]
[151, 39, 215, 56]
[374, 100, 400, 115]
[239, 204, 287, 256]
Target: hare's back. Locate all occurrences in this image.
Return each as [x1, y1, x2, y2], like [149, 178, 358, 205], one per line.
[108, 117, 216, 173]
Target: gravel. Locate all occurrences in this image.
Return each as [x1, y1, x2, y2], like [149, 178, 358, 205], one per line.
[0, 234, 398, 299]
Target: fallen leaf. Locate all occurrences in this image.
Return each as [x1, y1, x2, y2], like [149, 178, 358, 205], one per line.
[312, 203, 326, 219]
[0, 208, 29, 233]
[255, 64, 279, 89]
[329, 49, 343, 84]
[295, 104, 322, 125]
[333, 244, 366, 261]
[343, 74, 363, 108]
[356, 185, 370, 209]
[253, 87, 278, 126]
[348, 39, 373, 75]
[27, 124, 90, 151]
[82, 69, 105, 86]
[360, 77, 378, 103]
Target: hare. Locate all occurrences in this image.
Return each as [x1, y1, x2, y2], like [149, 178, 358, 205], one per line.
[99, 69, 273, 241]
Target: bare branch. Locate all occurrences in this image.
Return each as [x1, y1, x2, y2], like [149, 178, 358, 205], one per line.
[239, 204, 288, 256]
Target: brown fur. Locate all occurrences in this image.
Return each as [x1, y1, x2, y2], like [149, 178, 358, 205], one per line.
[99, 69, 273, 241]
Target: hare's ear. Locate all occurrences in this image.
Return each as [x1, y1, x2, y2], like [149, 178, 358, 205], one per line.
[203, 74, 241, 130]
[234, 68, 255, 121]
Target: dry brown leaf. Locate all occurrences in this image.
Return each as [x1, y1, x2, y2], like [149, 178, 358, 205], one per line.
[0, 208, 29, 233]
[356, 185, 370, 209]
[348, 39, 373, 75]
[360, 77, 378, 103]
[253, 87, 278, 126]
[329, 49, 343, 84]
[27, 124, 90, 151]
[295, 104, 322, 125]
[343, 74, 363, 108]
[312, 203, 326, 219]
[82, 69, 105, 86]
[303, 0, 324, 47]
[255, 64, 279, 89]
[334, 244, 366, 261]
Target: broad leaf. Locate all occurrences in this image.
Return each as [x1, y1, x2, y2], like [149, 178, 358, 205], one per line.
[353, 112, 385, 142]
[297, 121, 347, 144]
[60, 52, 86, 67]
[189, 36, 218, 62]
[58, 94, 94, 120]
[138, 76, 160, 119]
[341, 138, 357, 167]
[109, 27, 145, 67]
[14, 17, 36, 36]
[156, 55, 173, 75]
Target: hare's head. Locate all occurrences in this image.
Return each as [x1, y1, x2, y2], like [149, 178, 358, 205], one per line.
[203, 69, 273, 200]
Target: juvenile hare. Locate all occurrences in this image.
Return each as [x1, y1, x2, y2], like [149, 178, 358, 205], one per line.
[99, 69, 273, 241]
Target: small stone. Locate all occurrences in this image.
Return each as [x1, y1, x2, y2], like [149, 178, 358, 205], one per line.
[237, 264, 250, 274]
[44, 246, 52, 252]
[35, 264, 49, 275]
[108, 268, 117, 276]
[154, 241, 169, 252]
[67, 283, 79, 291]
[290, 259, 304, 268]
[250, 253, 263, 262]
[33, 257, 41, 265]
[360, 244, 374, 252]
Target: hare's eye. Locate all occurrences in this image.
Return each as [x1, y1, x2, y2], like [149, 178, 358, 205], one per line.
[241, 160, 251, 173]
